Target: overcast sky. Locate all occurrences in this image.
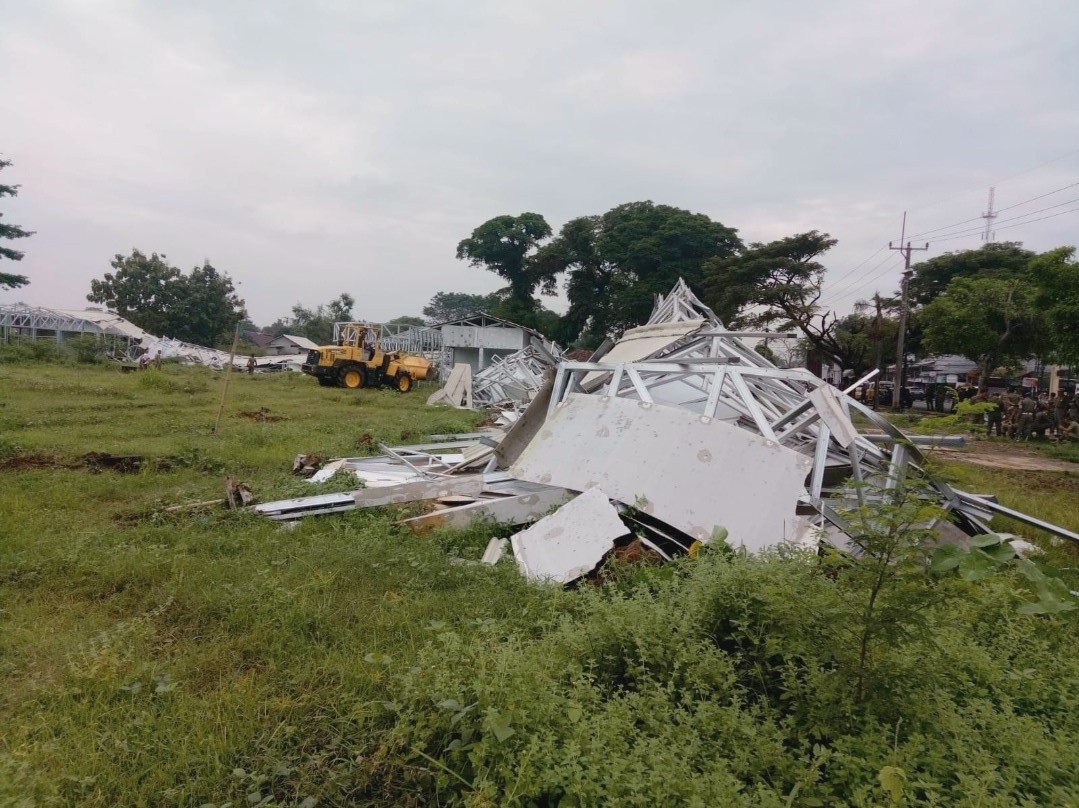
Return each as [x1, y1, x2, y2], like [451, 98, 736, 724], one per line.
[2, 0, 1078, 326]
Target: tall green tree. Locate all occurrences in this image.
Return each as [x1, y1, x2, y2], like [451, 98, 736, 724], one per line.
[175, 261, 247, 347]
[920, 276, 1048, 390]
[422, 291, 502, 323]
[0, 158, 34, 290]
[536, 202, 741, 345]
[1028, 247, 1079, 365]
[702, 231, 881, 371]
[270, 293, 355, 344]
[88, 251, 185, 337]
[908, 242, 1033, 305]
[456, 214, 554, 310]
[87, 250, 247, 344]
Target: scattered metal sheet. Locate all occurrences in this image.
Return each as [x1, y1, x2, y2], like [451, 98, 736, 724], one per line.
[510, 488, 630, 584]
[254, 476, 486, 520]
[481, 538, 508, 564]
[493, 371, 555, 469]
[397, 485, 575, 534]
[428, 363, 473, 408]
[954, 489, 1079, 544]
[808, 385, 859, 449]
[254, 492, 358, 520]
[512, 394, 813, 548]
[353, 476, 485, 508]
[309, 459, 346, 482]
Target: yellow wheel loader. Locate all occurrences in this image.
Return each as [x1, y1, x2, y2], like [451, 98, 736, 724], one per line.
[301, 323, 432, 391]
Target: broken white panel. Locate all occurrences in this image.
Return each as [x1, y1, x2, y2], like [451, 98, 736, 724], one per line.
[808, 385, 859, 449]
[511, 394, 813, 549]
[428, 363, 473, 408]
[510, 488, 628, 584]
[309, 459, 347, 483]
[397, 486, 575, 534]
[581, 320, 704, 389]
[481, 538, 508, 564]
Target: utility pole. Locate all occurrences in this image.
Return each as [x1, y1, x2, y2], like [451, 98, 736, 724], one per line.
[889, 212, 928, 411]
[981, 186, 997, 242]
[871, 293, 885, 409]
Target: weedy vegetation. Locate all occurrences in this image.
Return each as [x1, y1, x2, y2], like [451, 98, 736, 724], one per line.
[1, 361, 1077, 806]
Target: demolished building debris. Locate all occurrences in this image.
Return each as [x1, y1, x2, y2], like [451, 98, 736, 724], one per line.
[425, 313, 563, 411]
[253, 278, 1079, 584]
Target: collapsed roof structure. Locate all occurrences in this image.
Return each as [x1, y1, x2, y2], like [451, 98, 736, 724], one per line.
[426, 313, 562, 410]
[0, 304, 149, 357]
[256, 279, 1078, 582]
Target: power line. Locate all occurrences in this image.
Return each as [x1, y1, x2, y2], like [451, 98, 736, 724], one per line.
[922, 196, 1079, 243]
[904, 146, 1079, 217]
[823, 254, 905, 307]
[826, 204, 1079, 306]
[929, 205, 1079, 245]
[997, 179, 1079, 213]
[904, 180, 1079, 240]
[824, 245, 887, 289]
[819, 154, 1079, 312]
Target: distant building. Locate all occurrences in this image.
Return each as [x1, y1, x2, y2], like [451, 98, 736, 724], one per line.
[433, 312, 554, 373]
[243, 330, 274, 349]
[267, 334, 320, 356]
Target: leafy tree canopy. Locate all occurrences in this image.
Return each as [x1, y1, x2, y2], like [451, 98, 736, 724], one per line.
[920, 275, 1048, 389]
[700, 231, 887, 372]
[0, 157, 34, 290]
[456, 213, 554, 310]
[422, 291, 503, 323]
[386, 316, 427, 327]
[536, 201, 740, 346]
[87, 250, 246, 346]
[909, 242, 1033, 306]
[1028, 246, 1079, 366]
[269, 293, 355, 344]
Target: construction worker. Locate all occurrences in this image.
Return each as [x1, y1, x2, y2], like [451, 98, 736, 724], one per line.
[247, 355, 257, 375]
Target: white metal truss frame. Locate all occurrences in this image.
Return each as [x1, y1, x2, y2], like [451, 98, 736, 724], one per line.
[472, 345, 556, 406]
[0, 303, 143, 342]
[547, 355, 1079, 544]
[645, 277, 721, 325]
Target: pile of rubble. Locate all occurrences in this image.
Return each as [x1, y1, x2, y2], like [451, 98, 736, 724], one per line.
[254, 279, 1078, 584]
[427, 342, 562, 414]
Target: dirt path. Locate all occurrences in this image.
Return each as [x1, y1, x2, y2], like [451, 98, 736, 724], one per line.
[930, 440, 1077, 473]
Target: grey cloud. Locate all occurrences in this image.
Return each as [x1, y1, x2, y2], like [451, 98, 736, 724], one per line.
[2, 0, 1077, 324]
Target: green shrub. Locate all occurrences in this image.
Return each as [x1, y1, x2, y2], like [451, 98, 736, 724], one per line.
[67, 334, 108, 364]
[0, 339, 69, 364]
[376, 504, 1079, 806]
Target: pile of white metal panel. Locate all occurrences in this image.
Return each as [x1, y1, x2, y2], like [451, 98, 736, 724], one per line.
[254, 278, 1078, 584]
[140, 336, 245, 368]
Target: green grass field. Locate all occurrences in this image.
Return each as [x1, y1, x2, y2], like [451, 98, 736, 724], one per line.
[2, 362, 1078, 806]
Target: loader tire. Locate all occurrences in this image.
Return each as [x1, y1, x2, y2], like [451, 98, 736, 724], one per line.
[395, 373, 413, 393]
[340, 365, 366, 390]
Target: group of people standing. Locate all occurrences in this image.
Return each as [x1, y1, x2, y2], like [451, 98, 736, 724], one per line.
[976, 388, 1079, 442]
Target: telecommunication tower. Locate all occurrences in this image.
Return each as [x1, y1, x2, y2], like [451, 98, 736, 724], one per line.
[981, 186, 997, 242]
